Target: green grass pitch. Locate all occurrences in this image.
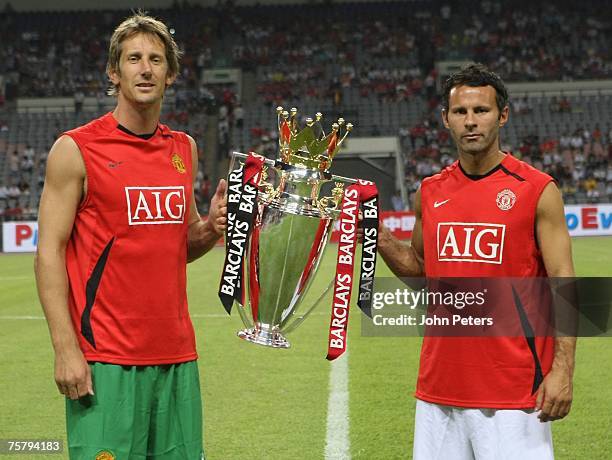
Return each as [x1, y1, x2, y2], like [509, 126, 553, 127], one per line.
[0, 237, 610, 459]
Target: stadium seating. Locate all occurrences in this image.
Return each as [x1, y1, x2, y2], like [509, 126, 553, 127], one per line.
[0, 1, 611, 218]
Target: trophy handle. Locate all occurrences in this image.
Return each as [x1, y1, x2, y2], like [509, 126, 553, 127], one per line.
[236, 302, 253, 329]
[281, 278, 335, 335]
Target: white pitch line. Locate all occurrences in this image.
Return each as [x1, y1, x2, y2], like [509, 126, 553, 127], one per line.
[325, 350, 351, 460]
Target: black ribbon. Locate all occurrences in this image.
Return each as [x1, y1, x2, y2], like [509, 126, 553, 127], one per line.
[225, 163, 243, 245]
[218, 155, 264, 313]
[357, 195, 379, 318]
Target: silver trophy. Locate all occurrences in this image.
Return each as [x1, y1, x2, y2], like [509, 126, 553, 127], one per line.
[226, 107, 356, 348]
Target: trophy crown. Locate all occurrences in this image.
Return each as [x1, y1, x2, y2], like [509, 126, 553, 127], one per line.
[276, 106, 353, 171]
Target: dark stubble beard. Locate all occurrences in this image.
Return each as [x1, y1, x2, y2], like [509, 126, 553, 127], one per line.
[456, 126, 500, 157]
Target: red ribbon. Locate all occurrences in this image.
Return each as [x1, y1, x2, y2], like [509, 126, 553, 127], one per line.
[326, 180, 378, 360]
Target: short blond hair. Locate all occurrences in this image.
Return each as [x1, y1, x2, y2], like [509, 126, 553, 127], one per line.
[106, 12, 182, 96]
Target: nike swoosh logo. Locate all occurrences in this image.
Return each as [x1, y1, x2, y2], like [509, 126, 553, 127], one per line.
[433, 199, 450, 208]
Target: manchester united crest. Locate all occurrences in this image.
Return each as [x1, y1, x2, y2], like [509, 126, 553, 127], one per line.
[95, 450, 116, 460]
[496, 188, 516, 211]
[171, 153, 186, 174]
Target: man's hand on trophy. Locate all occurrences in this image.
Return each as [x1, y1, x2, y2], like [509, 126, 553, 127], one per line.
[356, 209, 365, 243]
[357, 210, 390, 244]
[208, 179, 228, 236]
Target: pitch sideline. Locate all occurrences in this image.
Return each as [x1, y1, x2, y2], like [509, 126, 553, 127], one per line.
[325, 350, 351, 459]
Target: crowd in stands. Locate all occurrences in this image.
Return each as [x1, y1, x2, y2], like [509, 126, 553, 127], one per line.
[1, 1, 611, 101]
[437, 2, 612, 81]
[0, 143, 39, 219]
[1, 1, 612, 220]
[399, 118, 612, 210]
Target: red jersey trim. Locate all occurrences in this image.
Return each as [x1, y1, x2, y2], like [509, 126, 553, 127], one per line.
[507, 154, 555, 262]
[85, 351, 199, 366]
[415, 392, 536, 410]
[63, 113, 118, 213]
[498, 154, 554, 271]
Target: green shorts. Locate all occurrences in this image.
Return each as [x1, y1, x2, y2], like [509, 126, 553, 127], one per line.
[66, 361, 204, 460]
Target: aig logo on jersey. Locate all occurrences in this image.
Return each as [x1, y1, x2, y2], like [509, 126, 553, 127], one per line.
[437, 222, 506, 264]
[125, 186, 186, 225]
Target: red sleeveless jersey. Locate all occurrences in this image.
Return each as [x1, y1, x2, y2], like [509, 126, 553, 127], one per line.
[417, 153, 554, 408]
[64, 112, 197, 365]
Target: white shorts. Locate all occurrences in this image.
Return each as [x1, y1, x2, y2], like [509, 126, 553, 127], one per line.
[413, 399, 554, 460]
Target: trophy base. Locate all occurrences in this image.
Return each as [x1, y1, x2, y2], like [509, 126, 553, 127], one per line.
[237, 327, 291, 348]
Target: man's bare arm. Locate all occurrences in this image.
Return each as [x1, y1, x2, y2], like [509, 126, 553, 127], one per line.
[534, 181, 576, 422]
[378, 187, 425, 278]
[186, 135, 227, 262]
[34, 135, 93, 400]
